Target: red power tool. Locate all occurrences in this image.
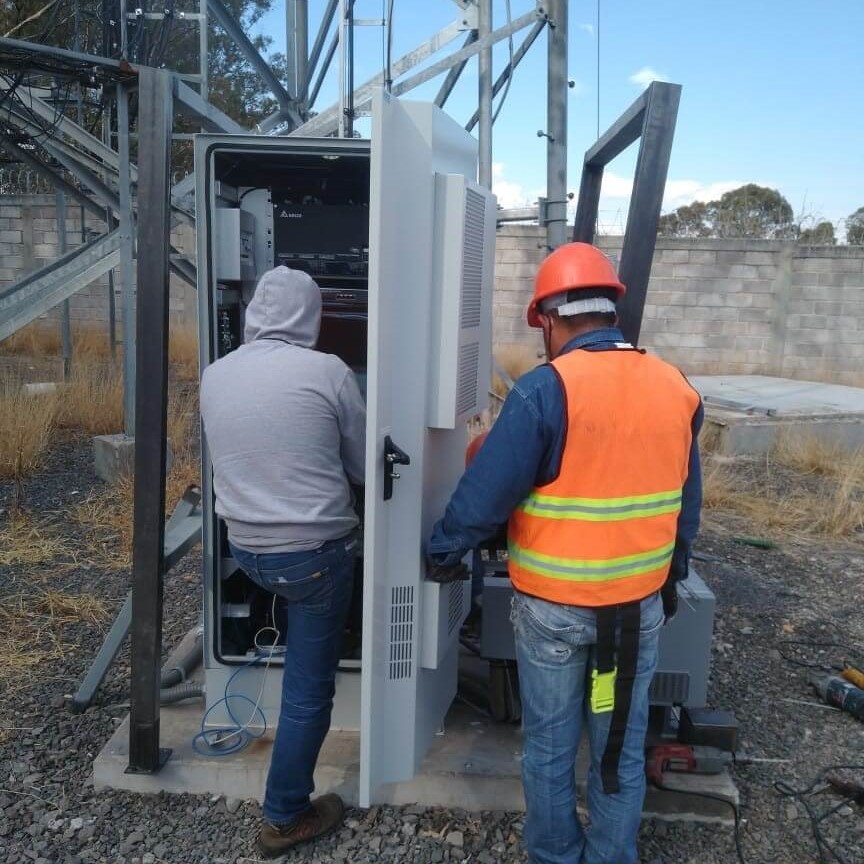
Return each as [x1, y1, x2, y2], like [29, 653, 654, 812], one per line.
[646, 743, 732, 787]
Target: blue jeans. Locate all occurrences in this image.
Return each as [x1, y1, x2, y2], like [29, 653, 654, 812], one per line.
[230, 532, 358, 826]
[510, 590, 663, 864]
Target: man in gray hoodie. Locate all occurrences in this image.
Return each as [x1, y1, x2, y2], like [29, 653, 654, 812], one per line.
[200, 266, 366, 857]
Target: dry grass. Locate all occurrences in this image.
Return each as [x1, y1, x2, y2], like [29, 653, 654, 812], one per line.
[0, 322, 115, 360]
[55, 360, 124, 436]
[492, 343, 542, 398]
[0, 378, 58, 502]
[1, 321, 199, 379]
[0, 588, 110, 682]
[0, 323, 63, 357]
[701, 445, 864, 541]
[0, 514, 68, 568]
[71, 385, 200, 570]
[170, 326, 200, 382]
[772, 431, 864, 481]
[72, 476, 134, 570]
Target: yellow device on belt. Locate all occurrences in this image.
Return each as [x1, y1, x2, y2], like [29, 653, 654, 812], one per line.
[591, 667, 617, 713]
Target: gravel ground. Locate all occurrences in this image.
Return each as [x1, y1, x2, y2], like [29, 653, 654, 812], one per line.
[2, 437, 864, 864]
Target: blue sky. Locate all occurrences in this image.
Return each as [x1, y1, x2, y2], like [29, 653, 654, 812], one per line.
[253, 1, 864, 231]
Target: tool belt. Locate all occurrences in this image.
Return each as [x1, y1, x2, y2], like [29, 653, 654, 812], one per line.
[590, 601, 642, 795]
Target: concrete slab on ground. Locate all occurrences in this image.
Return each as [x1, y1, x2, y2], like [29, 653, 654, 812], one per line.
[691, 375, 864, 455]
[92, 641, 736, 824]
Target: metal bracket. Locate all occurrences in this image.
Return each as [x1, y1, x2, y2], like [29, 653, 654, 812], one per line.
[458, 5, 479, 30]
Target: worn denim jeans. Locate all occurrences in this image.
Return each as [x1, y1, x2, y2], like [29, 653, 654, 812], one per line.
[230, 532, 358, 826]
[510, 590, 663, 864]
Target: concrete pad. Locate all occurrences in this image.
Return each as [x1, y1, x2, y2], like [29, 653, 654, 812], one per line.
[93, 434, 135, 484]
[691, 375, 864, 455]
[23, 381, 61, 396]
[93, 434, 173, 483]
[93, 642, 736, 824]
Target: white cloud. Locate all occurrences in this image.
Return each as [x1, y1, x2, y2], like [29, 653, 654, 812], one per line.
[664, 179, 747, 208]
[629, 66, 668, 88]
[492, 165, 748, 222]
[492, 162, 534, 210]
[577, 23, 595, 37]
[598, 171, 749, 211]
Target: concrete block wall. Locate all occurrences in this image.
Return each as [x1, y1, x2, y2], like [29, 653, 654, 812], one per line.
[0, 196, 197, 340]
[3, 197, 862, 384]
[493, 226, 864, 386]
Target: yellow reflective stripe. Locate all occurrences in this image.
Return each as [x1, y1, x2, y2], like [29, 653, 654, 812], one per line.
[520, 501, 681, 521]
[508, 541, 674, 583]
[519, 489, 682, 521]
[529, 489, 681, 507]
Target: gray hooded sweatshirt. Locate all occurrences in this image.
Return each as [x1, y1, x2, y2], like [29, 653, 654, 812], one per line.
[200, 267, 366, 553]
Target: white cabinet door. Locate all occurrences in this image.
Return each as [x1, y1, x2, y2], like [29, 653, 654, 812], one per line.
[359, 91, 479, 806]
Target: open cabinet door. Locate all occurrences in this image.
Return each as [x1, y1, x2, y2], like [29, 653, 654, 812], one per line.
[359, 90, 487, 806]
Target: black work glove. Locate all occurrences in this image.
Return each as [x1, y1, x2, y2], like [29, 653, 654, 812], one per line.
[661, 541, 690, 624]
[426, 562, 470, 584]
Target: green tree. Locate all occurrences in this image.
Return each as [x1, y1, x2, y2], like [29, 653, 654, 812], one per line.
[798, 221, 836, 245]
[657, 201, 711, 238]
[659, 184, 798, 239]
[847, 207, 864, 245]
[0, 1, 285, 128]
[712, 184, 796, 239]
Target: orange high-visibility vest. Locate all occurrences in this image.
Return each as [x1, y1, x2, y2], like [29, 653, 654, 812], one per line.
[507, 347, 700, 607]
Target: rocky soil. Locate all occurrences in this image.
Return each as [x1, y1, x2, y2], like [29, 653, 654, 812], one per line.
[1, 438, 863, 863]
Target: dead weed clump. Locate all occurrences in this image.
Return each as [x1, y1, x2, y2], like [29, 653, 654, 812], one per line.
[0, 378, 58, 504]
[0, 589, 110, 683]
[56, 361, 124, 436]
[0, 322, 114, 360]
[701, 446, 864, 542]
[0, 514, 68, 568]
[73, 475, 134, 570]
[71, 387, 200, 570]
[170, 326, 200, 383]
[773, 431, 864, 482]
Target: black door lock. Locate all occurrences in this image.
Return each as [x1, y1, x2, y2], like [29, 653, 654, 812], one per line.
[383, 435, 410, 501]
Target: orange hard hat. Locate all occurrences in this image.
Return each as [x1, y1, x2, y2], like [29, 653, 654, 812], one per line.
[527, 242, 626, 327]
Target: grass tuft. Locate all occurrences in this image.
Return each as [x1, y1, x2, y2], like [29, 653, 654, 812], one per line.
[701, 445, 864, 541]
[170, 326, 200, 383]
[71, 385, 200, 570]
[0, 589, 110, 682]
[0, 378, 58, 507]
[55, 361, 124, 436]
[0, 514, 67, 568]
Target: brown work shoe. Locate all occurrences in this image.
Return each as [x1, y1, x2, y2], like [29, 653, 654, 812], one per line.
[256, 794, 345, 858]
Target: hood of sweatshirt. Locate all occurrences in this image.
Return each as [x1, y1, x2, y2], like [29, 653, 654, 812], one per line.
[243, 266, 322, 348]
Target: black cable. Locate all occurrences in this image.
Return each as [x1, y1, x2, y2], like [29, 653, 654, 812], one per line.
[777, 639, 859, 671]
[773, 765, 864, 864]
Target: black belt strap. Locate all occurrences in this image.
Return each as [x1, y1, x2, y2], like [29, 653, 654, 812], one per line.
[594, 602, 642, 795]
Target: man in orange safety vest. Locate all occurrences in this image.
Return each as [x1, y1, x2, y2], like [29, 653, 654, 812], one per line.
[428, 243, 703, 864]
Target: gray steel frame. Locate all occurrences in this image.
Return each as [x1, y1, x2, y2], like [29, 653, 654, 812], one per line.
[70, 487, 202, 714]
[572, 81, 682, 345]
[128, 68, 174, 774]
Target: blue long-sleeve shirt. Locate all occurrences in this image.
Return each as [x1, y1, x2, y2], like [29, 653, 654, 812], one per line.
[428, 327, 703, 571]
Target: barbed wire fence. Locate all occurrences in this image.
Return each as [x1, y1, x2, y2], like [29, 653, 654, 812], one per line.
[592, 207, 857, 244]
[0, 164, 56, 195]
